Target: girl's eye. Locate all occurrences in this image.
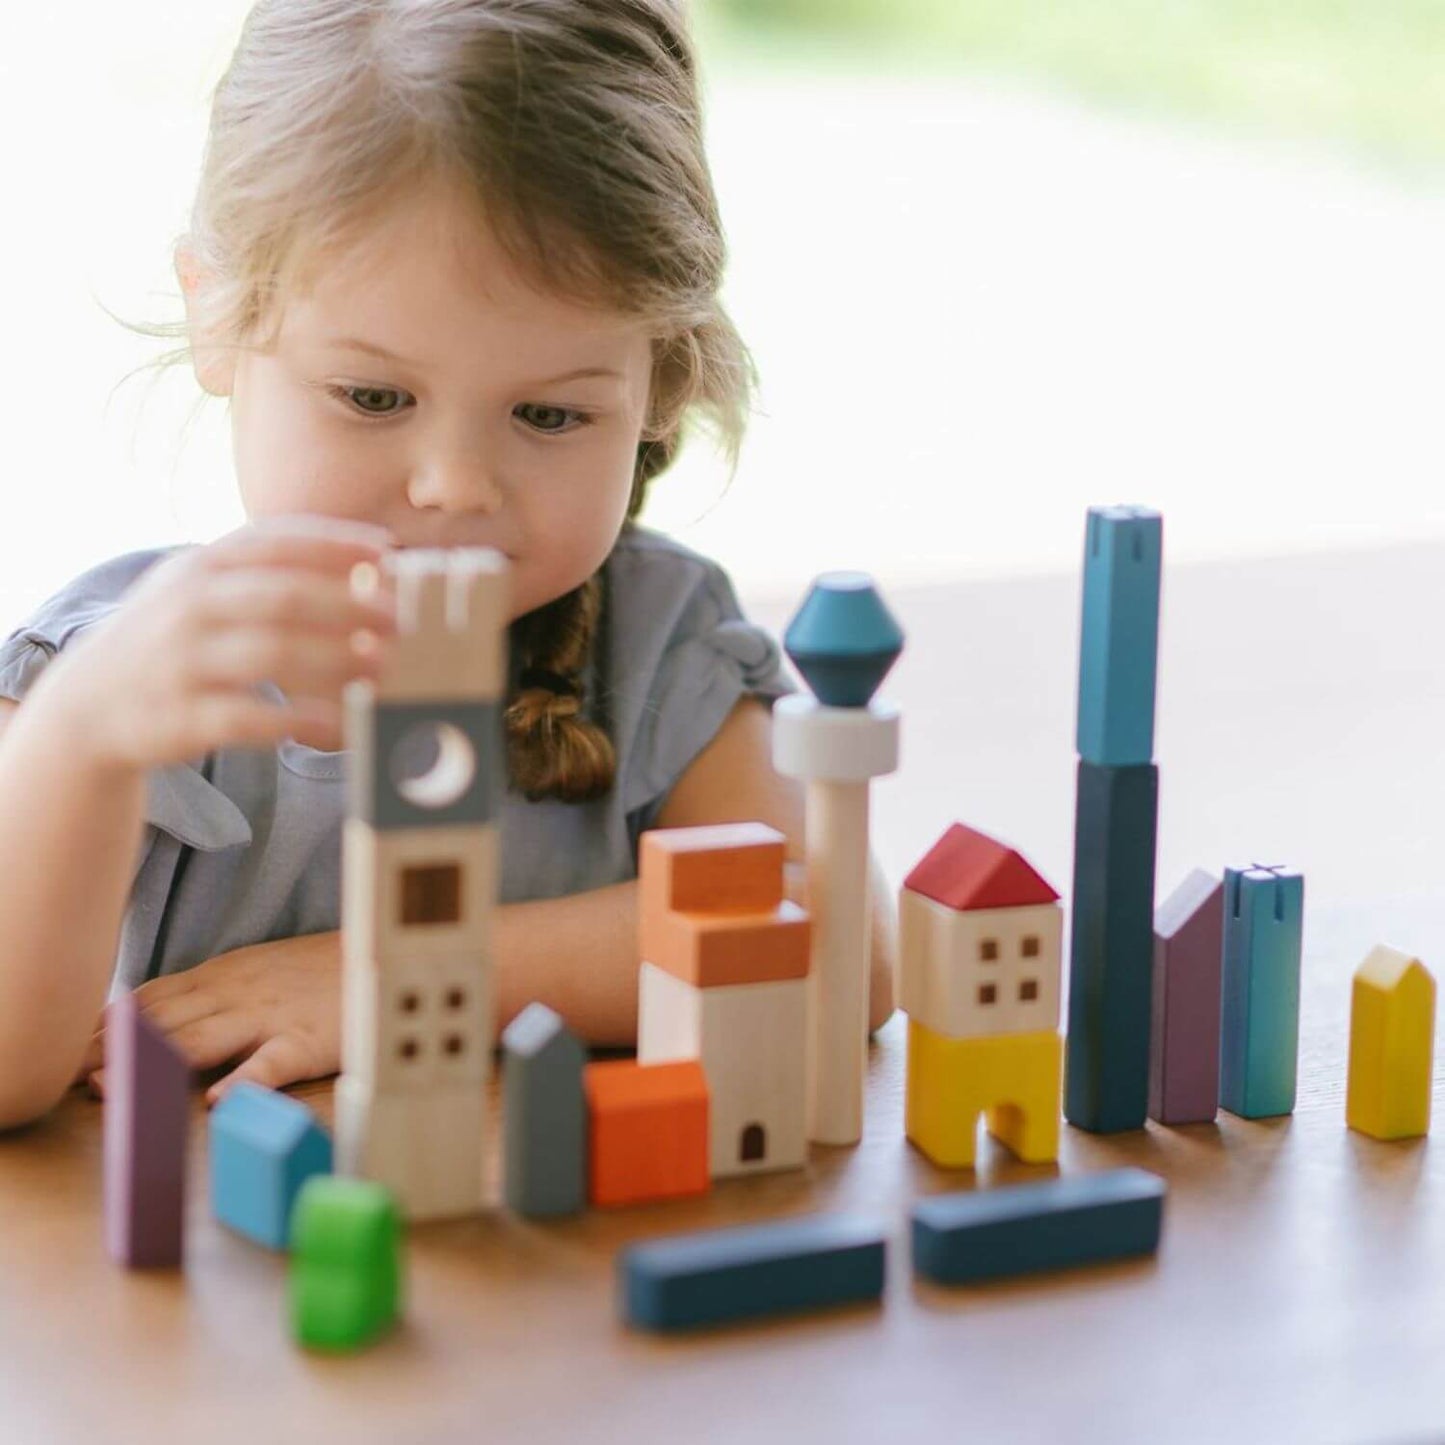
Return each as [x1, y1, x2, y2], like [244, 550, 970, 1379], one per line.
[332, 384, 413, 417]
[515, 402, 588, 434]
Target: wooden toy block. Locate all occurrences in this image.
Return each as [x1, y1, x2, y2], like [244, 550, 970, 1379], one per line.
[781, 571, 904, 708]
[770, 698, 904, 782]
[638, 961, 807, 1178]
[1347, 945, 1435, 1141]
[639, 896, 810, 989]
[639, 823, 786, 915]
[899, 890, 1062, 1039]
[104, 993, 189, 1269]
[911, 1167, 1166, 1285]
[584, 1059, 710, 1208]
[1219, 866, 1304, 1119]
[342, 819, 498, 967]
[210, 1083, 332, 1250]
[353, 546, 508, 703]
[906, 1020, 1062, 1168]
[1064, 759, 1158, 1134]
[1075, 506, 1162, 768]
[620, 1214, 887, 1331]
[338, 547, 507, 1222]
[501, 1003, 588, 1218]
[904, 822, 1062, 913]
[289, 1177, 401, 1352]
[335, 1079, 487, 1222]
[1149, 870, 1224, 1126]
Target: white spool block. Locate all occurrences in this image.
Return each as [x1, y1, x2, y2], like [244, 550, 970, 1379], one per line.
[772, 697, 901, 782]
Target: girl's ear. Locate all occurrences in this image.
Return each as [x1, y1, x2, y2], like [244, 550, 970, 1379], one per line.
[174, 239, 237, 397]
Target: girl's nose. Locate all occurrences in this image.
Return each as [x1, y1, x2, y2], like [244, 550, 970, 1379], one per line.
[406, 458, 505, 515]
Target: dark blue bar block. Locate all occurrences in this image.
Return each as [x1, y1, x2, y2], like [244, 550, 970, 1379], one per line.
[1065, 760, 1159, 1133]
[620, 1214, 887, 1331]
[912, 1168, 1166, 1285]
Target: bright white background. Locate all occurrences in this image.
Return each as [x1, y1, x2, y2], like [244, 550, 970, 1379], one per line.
[5, 2, 1445, 629]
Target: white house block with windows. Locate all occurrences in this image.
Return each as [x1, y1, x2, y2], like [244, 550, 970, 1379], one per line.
[899, 823, 1063, 1040]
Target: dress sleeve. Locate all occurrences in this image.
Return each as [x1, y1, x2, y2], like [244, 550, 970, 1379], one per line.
[611, 532, 795, 829]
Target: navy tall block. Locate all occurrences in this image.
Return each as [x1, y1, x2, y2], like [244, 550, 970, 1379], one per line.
[1064, 760, 1159, 1133]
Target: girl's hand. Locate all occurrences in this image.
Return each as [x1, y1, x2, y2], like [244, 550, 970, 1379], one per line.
[80, 932, 343, 1103]
[35, 516, 396, 773]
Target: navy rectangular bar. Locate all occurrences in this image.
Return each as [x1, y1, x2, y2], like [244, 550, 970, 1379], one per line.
[620, 1214, 887, 1331]
[912, 1168, 1166, 1286]
[1064, 759, 1159, 1133]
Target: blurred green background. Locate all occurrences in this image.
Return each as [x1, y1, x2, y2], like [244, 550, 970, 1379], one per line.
[704, 0, 1445, 164]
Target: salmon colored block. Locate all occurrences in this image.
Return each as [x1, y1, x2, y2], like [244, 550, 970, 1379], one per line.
[641, 901, 811, 988]
[584, 1059, 710, 1208]
[640, 824, 786, 916]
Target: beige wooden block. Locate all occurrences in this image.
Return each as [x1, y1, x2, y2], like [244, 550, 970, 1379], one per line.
[335, 1075, 488, 1221]
[343, 817, 497, 965]
[772, 697, 901, 782]
[356, 547, 509, 703]
[899, 890, 1062, 1039]
[637, 961, 808, 1179]
[341, 949, 492, 1092]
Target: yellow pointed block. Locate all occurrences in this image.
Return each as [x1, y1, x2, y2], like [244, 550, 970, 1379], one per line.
[905, 1020, 1061, 1168]
[1347, 946, 1435, 1141]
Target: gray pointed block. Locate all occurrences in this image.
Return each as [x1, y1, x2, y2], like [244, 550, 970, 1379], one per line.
[501, 1003, 587, 1218]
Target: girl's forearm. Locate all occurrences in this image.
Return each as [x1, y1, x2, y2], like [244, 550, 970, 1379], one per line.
[0, 682, 146, 1127]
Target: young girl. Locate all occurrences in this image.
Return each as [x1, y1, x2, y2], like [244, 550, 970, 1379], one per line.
[0, 0, 894, 1129]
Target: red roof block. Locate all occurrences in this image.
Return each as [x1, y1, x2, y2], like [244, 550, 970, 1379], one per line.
[904, 823, 1059, 912]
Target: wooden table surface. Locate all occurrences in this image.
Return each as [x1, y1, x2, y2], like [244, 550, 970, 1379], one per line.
[3, 894, 1443, 1445]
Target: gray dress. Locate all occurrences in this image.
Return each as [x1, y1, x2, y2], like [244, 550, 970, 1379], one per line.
[0, 526, 792, 994]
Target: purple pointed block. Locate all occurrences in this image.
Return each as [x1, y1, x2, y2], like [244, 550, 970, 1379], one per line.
[104, 993, 190, 1268]
[1149, 870, 1224, 1125]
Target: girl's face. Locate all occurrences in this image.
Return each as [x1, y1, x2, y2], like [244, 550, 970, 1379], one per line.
[202, 178, 654, 621]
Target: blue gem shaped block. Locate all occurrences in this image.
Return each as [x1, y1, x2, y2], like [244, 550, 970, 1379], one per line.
[1076, 506, 1162, 768]
[784, 572, 904, 708]
[210, 1083, 333, 1250]
[1220, 866, 1304, 1119]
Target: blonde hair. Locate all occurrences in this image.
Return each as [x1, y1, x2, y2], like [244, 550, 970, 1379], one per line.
[185, 0, 754, 800]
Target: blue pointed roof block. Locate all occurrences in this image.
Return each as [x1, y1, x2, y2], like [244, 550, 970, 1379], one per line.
[784, 572, 904, 708]
[1076, 506, 1162, 767]
[210, 1083, 333, 1250]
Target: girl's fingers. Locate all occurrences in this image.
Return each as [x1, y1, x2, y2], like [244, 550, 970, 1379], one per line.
[207, 518, 392, 574]
[193, 626, 381, 697]
[187, 694, 345, 754]
[166, 1012, 262, 1073]
[200, 570, 396, 636]
[206, 1033, 322, 1106]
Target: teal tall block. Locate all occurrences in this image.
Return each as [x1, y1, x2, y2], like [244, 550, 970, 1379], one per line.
[1219, 866, 1304, 1119]
[1076, 506, 1162, 768]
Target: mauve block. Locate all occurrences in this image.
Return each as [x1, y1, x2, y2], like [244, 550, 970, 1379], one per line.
[104, 993, 189, 1268]
[1149, 871, 1225, 1125]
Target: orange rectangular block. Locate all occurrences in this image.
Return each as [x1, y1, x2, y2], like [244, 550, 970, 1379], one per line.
[640, 824, 786, 916]
[642, 902, 811, 988]
[584, 1060, 710, 1208]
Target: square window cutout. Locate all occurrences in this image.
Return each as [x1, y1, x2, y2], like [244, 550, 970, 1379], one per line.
[1022, 936, 1041, 958]
[978, 983, 997, 1006]
[1020, 979, 1039, 1002]
[401, 863, 462, 926]
[979, 939, 999, 963]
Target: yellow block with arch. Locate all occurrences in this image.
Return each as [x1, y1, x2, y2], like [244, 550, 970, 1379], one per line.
[905, 1019, 1062, 1168]
[1347, 946, 1435, 1141]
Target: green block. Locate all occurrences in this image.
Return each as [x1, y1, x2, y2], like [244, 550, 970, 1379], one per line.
[289, 1178, 402, 1352]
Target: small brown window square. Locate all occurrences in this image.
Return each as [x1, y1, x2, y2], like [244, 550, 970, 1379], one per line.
[398, 1037, 420, 1062]
[1022, 935, 1041, 959]
[978, 983, 997, 1005]
[1020, 979, 1039, 1002]
[445, 987, 467, 1011]
[401, 863, 461, 925]
[443, 1034, 466, 1057]
[399, 990, 420, 1015]
[979, 939, 999, 963]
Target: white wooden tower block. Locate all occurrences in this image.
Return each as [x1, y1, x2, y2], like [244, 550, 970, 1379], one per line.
[336, 546, 508, 1221]
[637, 960, 808, 1178]
[772, 695, 901, 1147]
